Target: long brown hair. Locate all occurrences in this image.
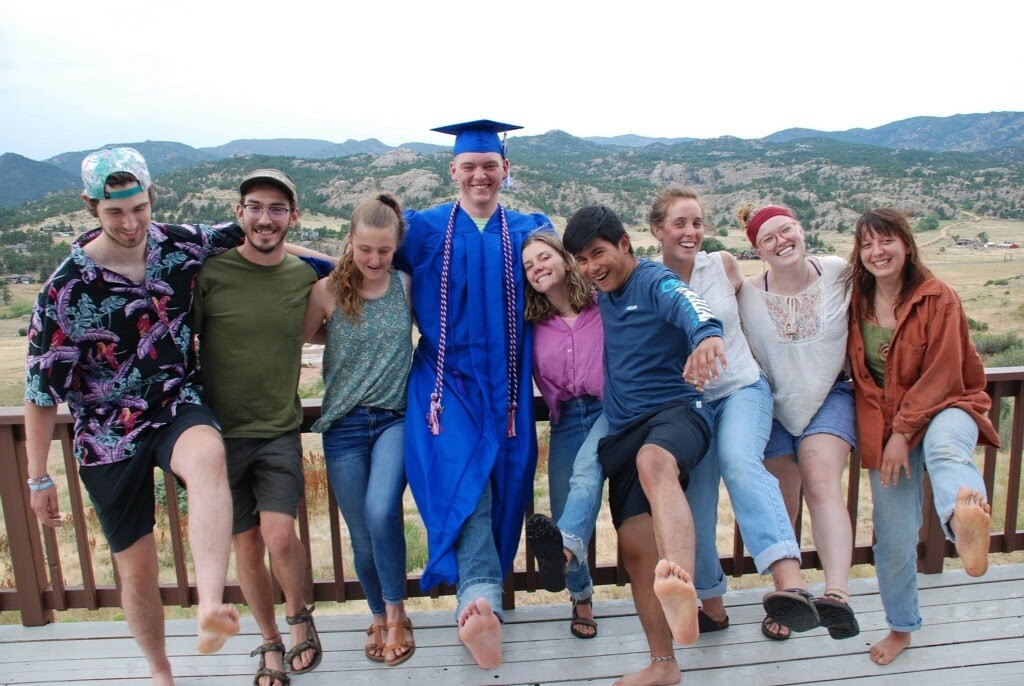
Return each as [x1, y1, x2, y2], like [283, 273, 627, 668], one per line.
[523, 230, 594, 322]
[327, 193, 406, 321]
[846, 208, 932, 322]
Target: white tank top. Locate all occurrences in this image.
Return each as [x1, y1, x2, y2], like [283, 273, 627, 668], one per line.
[687, 251, 762, 402]
[737, 255, 850, 434]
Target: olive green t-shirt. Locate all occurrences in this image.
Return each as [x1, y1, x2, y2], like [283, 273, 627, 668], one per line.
[195, 249, 320, 437]
[859, 319, 894, 388]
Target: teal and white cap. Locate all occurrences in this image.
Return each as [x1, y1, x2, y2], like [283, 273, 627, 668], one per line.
[81, 147, 152, 200]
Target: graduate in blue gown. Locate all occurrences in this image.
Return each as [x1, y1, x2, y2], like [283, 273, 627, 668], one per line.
[394, 119, 551, 668]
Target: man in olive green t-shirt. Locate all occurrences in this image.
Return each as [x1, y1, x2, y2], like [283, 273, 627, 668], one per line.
[195, 169, 331, 683]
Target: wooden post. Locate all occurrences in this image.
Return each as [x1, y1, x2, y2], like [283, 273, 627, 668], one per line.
[0, 422, 54, 626]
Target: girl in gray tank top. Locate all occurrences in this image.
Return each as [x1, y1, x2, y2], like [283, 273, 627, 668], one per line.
[301, 194, 416, 666]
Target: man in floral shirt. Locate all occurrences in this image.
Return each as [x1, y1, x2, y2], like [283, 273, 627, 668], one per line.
[24, 147, 241, 685]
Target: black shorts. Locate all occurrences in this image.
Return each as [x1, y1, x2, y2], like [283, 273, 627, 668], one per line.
[597, 400, 711, 529]
[225, 430, 304, 535]
[78, 403, 221, 554]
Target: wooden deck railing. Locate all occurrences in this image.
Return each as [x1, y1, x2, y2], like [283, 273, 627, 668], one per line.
[1, 368, 1022, 627]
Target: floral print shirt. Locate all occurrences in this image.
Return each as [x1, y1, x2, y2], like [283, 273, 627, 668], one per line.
[25, 222, 243, 467]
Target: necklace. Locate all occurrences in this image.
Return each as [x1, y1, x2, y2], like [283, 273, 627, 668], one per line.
[556, 306, 573, 315]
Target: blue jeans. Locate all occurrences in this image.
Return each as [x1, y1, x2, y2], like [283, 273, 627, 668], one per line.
[687, 376, 800, 599]
[548, 396, 608, 601]
[323, 407, 407, 617]
[454, 481, 505, 622]
[870, 407, 985, 633]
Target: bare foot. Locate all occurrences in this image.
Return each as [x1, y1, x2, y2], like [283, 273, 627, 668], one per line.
[196, 603, 240, 654]
[652, 559, 699, 646]
[458, 598, 502, 669]
[950, 486, 991, 577]
[869, 630, 912, 665]
[612, 658, 680, 686]
[151, 665, 174, 686]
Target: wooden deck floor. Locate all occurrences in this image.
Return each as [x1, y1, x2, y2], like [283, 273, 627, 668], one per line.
[2, 564, 1022, 685]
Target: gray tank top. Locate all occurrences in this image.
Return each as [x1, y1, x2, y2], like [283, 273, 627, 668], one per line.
[311, 270, 413, 432]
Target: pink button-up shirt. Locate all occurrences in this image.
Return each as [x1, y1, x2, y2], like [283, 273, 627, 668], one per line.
[532, 301, 604, 425]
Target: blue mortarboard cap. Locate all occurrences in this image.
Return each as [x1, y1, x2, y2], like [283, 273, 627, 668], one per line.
[431, 119, 523, 157]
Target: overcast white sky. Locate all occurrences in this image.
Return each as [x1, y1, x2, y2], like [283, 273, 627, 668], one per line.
[1, 0, 1021, 161]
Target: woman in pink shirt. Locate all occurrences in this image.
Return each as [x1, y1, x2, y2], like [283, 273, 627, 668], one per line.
[521, 230, 608, 639]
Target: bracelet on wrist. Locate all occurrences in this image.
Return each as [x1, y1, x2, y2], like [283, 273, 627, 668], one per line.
[29, 479, 55, 492]
[27, 474, 52, 484]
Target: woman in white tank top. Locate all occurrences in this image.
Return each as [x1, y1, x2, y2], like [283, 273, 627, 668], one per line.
[735, 203, 859, 642]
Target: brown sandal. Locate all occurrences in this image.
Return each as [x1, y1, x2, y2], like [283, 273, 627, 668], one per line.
[251, 633, 290, 686]
[384, 618, 416, 667]
[570, 598, 598, 639]
[365, 623, 385, 663]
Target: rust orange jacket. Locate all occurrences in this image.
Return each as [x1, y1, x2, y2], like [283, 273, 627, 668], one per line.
[847, 277, 1000, 470]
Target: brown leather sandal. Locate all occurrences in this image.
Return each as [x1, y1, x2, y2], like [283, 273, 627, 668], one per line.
[570, 597, 598, 639]
[384, 617, 415, 667]
[365, 623, 385, 663]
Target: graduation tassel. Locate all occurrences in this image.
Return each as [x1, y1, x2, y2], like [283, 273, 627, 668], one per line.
[506, 402, 518, 439]
[428, 393, 443, 436]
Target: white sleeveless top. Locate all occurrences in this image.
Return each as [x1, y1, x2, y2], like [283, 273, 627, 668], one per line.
[687, 251, 761, 402]
[737, 255, 850, 434]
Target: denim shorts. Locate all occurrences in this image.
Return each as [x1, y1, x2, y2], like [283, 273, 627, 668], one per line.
[764, 381, 856, 459]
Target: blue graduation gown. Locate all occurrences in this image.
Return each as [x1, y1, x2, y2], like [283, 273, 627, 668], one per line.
[396, 202, 550, 591]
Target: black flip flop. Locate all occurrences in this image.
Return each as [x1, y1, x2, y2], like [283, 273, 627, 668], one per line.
[814, 592, 860, 639]
[697, 608, 730, 634]
[762, 588, 820, 633]
[526, 513, 567, 592]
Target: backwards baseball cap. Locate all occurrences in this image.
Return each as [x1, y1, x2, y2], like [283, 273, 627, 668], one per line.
[431, 119, 523, 158]
[239, 168, 298, 206]
[81, 147, 152, 200]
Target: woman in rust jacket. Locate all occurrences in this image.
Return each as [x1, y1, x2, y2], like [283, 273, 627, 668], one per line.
[846, 208, 999, 666]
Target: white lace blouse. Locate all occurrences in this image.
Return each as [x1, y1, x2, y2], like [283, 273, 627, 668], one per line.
[737, 255, 850, 435]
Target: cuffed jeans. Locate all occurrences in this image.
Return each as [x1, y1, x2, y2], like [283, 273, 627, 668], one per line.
[323, 407, 407, 617]
[548, 396, 608, 601]
[870, 407, 986, 633]
[687, 375, 801, 599]
[455, 481, 505, 623]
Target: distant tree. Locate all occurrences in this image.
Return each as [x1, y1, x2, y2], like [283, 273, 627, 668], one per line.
[703, 237, 726, 253]
[0, 282, 10, 305]
[977, 231, 989, 244]
[915, 214, 940, 232]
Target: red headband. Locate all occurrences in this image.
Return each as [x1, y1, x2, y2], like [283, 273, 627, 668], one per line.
[745, 205, 796, 246]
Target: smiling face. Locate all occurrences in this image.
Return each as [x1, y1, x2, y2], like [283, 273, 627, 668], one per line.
[90, 185, 152, 251]
[522, 238, 569, 295]
[572, 235, 635, 292]
[236, 184, 298, 257]
[754, 214, 805, 267]
[858, 228, 910, 285]
[450, 152, 508, 216]
[653, 198, 705, 268]
[350, 222, 398, 285]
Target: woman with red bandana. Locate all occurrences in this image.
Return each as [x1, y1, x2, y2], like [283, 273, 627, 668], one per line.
[736, 203, 859, 642]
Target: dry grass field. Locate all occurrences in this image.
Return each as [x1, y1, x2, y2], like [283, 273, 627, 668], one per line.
[0, 216, 1021, 626]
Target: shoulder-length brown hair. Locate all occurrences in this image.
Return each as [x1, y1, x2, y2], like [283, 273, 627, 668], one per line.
[523, 230, 594, 322]
[846, 207, 932, 321]
[327, 193, 406, 321]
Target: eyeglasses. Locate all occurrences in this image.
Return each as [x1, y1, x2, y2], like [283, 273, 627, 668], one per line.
[243, 204, 291, 220]
[757, 223, 798, 251]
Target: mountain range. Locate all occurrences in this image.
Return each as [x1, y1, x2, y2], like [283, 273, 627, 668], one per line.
[1, 112, 1022, 233]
